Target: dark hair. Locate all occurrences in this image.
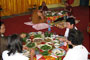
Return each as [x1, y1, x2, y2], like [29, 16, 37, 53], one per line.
[66, 18, 75, 25]
[38, 6, 42, 10]
[7, 34, 23, 56]
[42, 1, 46, 6]
[67, 29, 84, 45]
[0, 21, 4, 28]
[65, 1, 70, 5]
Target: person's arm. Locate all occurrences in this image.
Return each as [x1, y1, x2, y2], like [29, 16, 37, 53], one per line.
[30, 48, 35, 60]
[37, 11, 44, 20]
[69, 8, 72, 12]
[64, 6, 72, 13]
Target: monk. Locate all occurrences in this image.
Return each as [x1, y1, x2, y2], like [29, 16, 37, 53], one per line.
[32, 9, 46, 24]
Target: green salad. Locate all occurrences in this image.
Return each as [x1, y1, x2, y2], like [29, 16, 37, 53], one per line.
[41, 51, 49, 56]
[40, 45, 52, 51]
[26, 43, 35, 48]
[34, 34, 41, 38]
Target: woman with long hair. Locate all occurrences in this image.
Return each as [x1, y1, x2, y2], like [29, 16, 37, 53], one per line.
[2, 34, 29, 60]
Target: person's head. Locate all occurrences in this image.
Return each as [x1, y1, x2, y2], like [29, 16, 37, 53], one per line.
[65, 1, 69, 7]
[67, 29, 84, 46]
[7, 34, 22, 56]
[42, 1, 46, 7]
[66, 18, 75, 29]
[0, 21, 6, 34]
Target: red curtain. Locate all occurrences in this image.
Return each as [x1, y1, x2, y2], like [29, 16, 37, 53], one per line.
[67, 0, 74, 5]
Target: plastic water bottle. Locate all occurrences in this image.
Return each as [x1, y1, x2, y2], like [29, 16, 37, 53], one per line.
[48, 26, 51, 32]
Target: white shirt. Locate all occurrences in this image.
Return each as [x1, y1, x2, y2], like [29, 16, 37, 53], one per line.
[63, 45, 88, 60]
[2, 50, 29, 60]
[64, 27, 77, 38]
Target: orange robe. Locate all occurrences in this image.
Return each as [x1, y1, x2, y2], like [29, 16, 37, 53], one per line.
[32, 10, 46, 24]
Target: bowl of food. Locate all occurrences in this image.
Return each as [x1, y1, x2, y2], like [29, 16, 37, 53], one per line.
[52, 48, 65, 56]
[44, 37, 52, 42]
[53, 40, 59, 43]
[33, 38, 43, 42]
[26, 42, 36, 48]
[26, 39, 31, 43]
[38, 44, 52, 51]
[54, 43, 60, 48]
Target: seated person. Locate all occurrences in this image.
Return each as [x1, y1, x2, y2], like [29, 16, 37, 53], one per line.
[39, 1, 48, 11]
[64, 18, 77, 38]
[63, 29, 88, 60]
[59, 18, 77, 43]
[2, 34, 29, 60]
[0, 21, 6, 37]
[32, 9, 46, 24]
[64, 1, 73, 16]
[0, 21, 8, 60]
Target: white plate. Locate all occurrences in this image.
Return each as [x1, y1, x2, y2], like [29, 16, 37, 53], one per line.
[53, 40, 59, 43]
[52, 48, 65, 56]
[29, 32, 36, 36]
[33, 38, 43, 42]
[23, 50, 30, 57]
[26, 39, 31, 43]
[44, 37, 53, 42]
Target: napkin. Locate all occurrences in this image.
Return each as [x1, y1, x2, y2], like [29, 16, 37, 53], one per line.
[32, 23, 49, 30]
[36, 54, 42, 60]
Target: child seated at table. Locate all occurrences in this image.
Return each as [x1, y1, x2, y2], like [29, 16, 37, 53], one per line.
[63, 29, 88, 60]
[2, 34, 29, 60]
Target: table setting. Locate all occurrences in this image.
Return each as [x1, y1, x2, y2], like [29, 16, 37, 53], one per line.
[21, 31, 68, 60]
[44, 10, 80, 29]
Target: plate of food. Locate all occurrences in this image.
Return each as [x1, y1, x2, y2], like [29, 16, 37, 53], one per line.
[29, 32, 36, 36]
[23, 50, 30, 57]
[38, 44, 52, 51]
[54, 43, 60, 48]
[26, 42, 36, 48]
[53, 40, 60, 43]
[33, 38, 43, 42]
[44, 37, 53, 42]
[52, 48, 65, 56]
